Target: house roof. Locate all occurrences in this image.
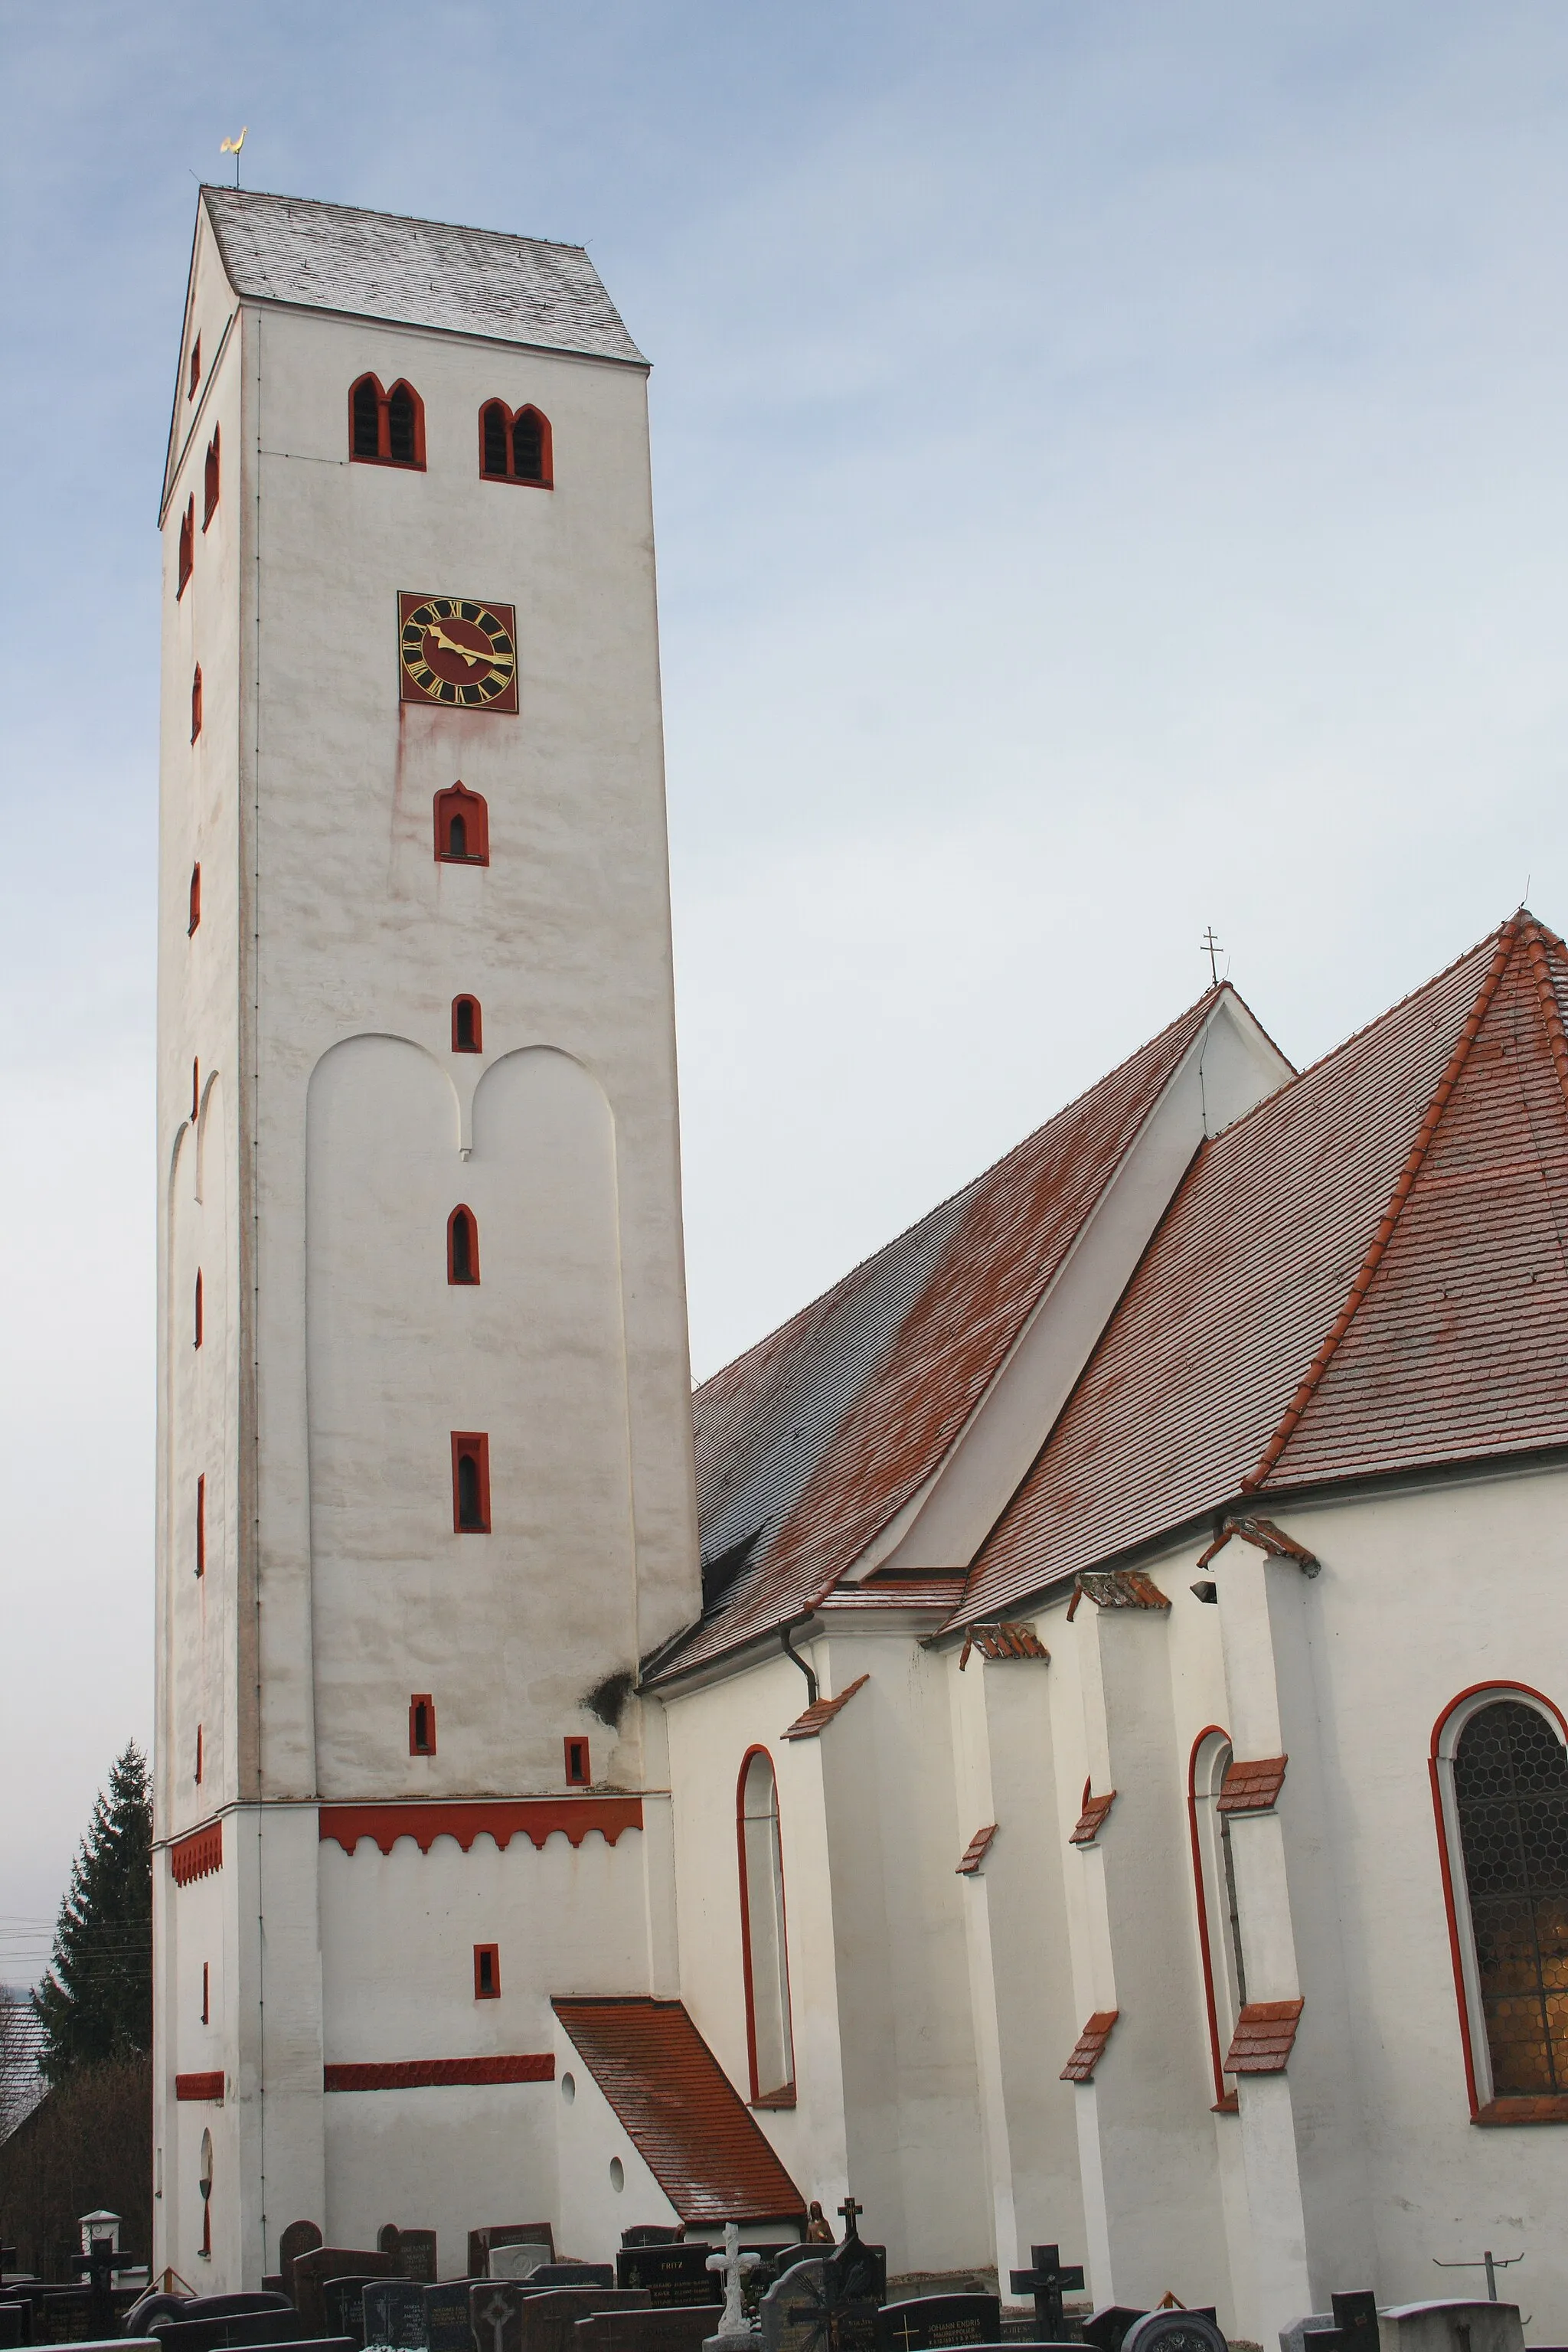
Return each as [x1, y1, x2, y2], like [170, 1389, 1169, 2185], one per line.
[550, 1998, 805, 2223]
[200, 188, 645, 363]
[654, 988, 1236, 1684]
[959, 913, 1568, 1623]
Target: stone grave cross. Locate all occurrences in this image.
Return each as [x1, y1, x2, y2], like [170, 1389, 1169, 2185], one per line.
[707, 2226, 760, 2337]
[1009, 2246, 1086, 2342]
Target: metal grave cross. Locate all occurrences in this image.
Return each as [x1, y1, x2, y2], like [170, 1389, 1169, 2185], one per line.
[1009, 2246, 1086, 2342]
[838, 2200, 864, 2243]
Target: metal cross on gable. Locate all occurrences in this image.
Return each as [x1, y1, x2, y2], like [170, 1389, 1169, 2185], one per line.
[1009, 2245, 1086, 2343]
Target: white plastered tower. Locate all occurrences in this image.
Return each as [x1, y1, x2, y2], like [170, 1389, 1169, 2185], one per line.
[153, 189, 700, 2285]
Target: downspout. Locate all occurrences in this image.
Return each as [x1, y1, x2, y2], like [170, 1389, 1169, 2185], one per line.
[779, 1622, 818, 1709]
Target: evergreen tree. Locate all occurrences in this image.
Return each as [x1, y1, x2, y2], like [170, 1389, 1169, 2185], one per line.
[32, 1744, 152, 2086]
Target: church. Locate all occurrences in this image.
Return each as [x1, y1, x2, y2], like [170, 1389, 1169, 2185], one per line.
[152, 188, 1568, 2349]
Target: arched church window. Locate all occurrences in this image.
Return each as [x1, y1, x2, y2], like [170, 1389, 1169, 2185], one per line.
[178, 498, 194, 598]
[191, 665, 203, 743]
[349, 374, 426, 469]
[452, 995, 482, 1053]
[204, 428, 220, 528]
[737, 1748, 795, 2105]
[1188, 1729, 1247, 2109]
[434, 783, 489, 866]
[479, 398, 552, 488]
[451, 1432, 491, 1533]
[447, 1206, 479, 1285]
[188, 863, 201, 936]
[1435, 1688, 1568, 2113]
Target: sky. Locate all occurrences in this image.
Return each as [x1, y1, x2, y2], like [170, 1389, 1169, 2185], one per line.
[6, 0, 1568, 1980]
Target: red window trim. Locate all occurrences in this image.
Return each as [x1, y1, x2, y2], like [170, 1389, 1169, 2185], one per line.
[735, 1745, 797, 2108]
[195, 1473, 206, 1577]
[1429, 1679, 1568, 2120]
[203, 428, 220, 528]
[474, 1942, 501, 1999]
[564, 1736, 590, 1787]
[410, 1694, 436, 1756]
[477, 398, 554, 488]
[446, 1204, 480, 1285]
[1187, 1724, 1234, 2110]
[348, 373, 427, 470]
[451, 1432, 491, 1533]
[434, 782, 490, 866]
[191, 665, 203, 743]
[451, 995, 483, 1053]
[188, 862, 201, 936]
[178, 498, 194, 598]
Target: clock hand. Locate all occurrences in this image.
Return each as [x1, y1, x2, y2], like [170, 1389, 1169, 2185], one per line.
[425, 622, 503, 668]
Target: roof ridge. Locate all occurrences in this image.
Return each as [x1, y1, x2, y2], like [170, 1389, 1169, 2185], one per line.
[1241, 916, 1524, 1494]
[694, 985, 1233, 1395]
[202, 185, 589, 256]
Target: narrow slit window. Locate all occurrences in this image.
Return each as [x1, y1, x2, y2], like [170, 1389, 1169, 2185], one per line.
[565, 1737, 591, 1786]
[474, 1943, 500, 1999]
[476, 398, 553, 488]
[434, 784, 488, 866]
[194, 1270, 204, 1349]
[447, 1205, 479, 1285]
[452, 995, 482, 1052]
[737, 1748, 795, 2103]
[451, 1433, 491, 1533]
[191, 1057, 200, 1121]
[194, 1724, 203, 1785]
[178, 498, 194, 597]
[191, 665, 203, 743]
[410, 1694, 436, 1755]
[204, 428, 220, 527]
[195, 1474, 206, 1577]
[201, 1961, 209, 2024]
[188, 336, 201, 401]
[188, 863, 201, 936]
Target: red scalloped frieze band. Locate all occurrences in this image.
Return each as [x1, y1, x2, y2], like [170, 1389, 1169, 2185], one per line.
[317, 1795, 643, 1857]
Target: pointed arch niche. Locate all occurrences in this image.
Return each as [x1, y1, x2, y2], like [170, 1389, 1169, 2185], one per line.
[434, 783, 488, 867]
[1188, 1726, 1247, 2112]
[737, 1746, 795, 2105]
[1432, 1683, 1568, 2121]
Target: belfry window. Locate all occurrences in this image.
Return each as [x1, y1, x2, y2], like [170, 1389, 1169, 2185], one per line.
[1438, 1690, 1568, 2111]
[452, 995, 482, 1053]
[348, 374, 426, 469]
[451, 1433, 491, 1533]
[434, 784, 489, 866]
[479, 399, 553, 488]
[447, 1206, 479, 1285]
[737, 1748, 795, 2104]
[204, 429, 220, 527]
[178, 498, 194, 598]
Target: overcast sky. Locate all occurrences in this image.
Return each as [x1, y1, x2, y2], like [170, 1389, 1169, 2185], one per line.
[5, 0, 1568, 1979]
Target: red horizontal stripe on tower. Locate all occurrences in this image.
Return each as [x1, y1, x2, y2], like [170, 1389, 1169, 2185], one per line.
[323, 2054, 554, 2091]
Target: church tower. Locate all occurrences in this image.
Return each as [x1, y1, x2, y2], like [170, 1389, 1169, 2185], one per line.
[154, 191, 701, 2285]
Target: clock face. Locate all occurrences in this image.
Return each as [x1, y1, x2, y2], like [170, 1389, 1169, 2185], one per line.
[398, 593, 518, 713]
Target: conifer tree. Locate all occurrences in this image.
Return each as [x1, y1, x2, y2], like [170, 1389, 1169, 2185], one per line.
[32, 1743, 152, 2086]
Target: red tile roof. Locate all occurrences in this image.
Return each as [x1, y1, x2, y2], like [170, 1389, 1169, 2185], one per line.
[962, 917, 1568, 1624]
[1223, 1998, 1303, 2073]
[1217, 1757, 1287, 1815]
[1060, 2011, 1119, 2082]
[956, 1824, 999, 1875]
[551, 1998, 805, 2223]
[1069, 1790, 1117, 1844]
[658, 993, 1233, 1682]
[960, 1622, 1050, 1663]
[780, 1672, 869, 1740]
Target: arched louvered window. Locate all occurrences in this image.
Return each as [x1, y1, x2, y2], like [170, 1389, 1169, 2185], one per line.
[1435, 1687, 1568, 2115]
[737, 1748, 795, 2104]
[447, 1205, 479, 1285]
[478, 398, 552, 488]
[434, 783, 489, 866]
[349, 374, 426, 468]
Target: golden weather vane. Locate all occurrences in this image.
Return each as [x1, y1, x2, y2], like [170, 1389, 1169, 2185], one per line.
[220, 128, 247, 187]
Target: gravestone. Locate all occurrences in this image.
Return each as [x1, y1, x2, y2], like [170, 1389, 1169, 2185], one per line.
[1279, 2322, 1337, 2352]
[469, 2235, 555, 2285]
[28, 2291, 93, 2344]
[424, 2282, 485, 2352]
[516, 2292, 653, 2352]
[623, 2235, 684, 2252]
[364, 2282, 430, 2352]
[327, 2277, 395, 2348]
[1378, 2306, 1524, 2352]
[760, 2236, 884, 2352]
[1009, 2252, 1086, 2345]
[575, 2311, 716, 2352]
[1122, 2314, 1225, 2352]
[292, 2262, 397, 2343]
[470, 2284, 530, 2352]
[0, 2310, 23, 2350]
[877, 2299, 1001, 2352]
[1330, 2296, 1377, 2352]
[400, 2243, 439, 2291]
[490, 2250, 555, 2285]
[154, 2311, 308, 2352]
[615, 2252, 720, 2310]
[532, 2271, 616, 2291]
[282, 2228, 327, 2300]
[1080, 2314, 1146, 2352]
[379, 2236, 403, 2273]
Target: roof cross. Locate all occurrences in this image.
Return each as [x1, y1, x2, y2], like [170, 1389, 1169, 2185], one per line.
[1201, 927, 1224, 988]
